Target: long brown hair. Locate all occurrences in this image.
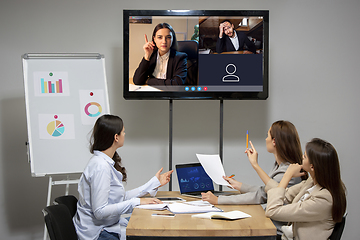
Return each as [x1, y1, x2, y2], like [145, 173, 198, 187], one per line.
[90, 115, 127, 182]
[306, 138, 347, 222]
[270, 121, 303, 164]
[270, 121, 307, 180]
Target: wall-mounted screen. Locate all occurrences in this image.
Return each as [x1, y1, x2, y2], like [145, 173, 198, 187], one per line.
[123, 10, 269, 100]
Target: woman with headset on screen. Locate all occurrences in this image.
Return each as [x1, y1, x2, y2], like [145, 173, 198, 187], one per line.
[133, 22, 187, 86]
[265, 138, 347, 240]
[73, 115, 173, 240]
[201, 120, 306, 238]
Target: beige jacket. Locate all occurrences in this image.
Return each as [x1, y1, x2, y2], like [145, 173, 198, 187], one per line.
[265, 177, 335, 240]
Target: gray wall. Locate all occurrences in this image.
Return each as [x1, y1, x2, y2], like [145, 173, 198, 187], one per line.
[1, 0, 359, 239]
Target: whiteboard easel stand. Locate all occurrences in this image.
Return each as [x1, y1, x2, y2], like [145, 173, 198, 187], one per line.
[45, 176, 80, 206]
[22, 53, 108, 240]
[43, 175, 80, 240]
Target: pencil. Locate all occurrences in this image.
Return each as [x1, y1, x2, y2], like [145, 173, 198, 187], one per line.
[229, 174, 235, 178]
[246, 130, 249, 149]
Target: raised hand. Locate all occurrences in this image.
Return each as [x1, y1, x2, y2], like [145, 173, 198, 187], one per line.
[143, 34, 155, 61]
[245, 141, 259, 168]
[219, 23, 225, 38]
[156, 167, 174, 187]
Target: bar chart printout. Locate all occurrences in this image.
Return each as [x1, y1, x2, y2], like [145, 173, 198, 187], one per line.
[33, 71, 69, 96]
[41, 78, 63, 93]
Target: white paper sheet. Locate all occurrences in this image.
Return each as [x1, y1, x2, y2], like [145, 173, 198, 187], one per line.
[196, 154, 232, 187]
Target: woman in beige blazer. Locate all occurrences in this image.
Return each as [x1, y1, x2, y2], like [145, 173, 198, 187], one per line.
[265, 138, 347, 240]
[202, 120, 306, 238]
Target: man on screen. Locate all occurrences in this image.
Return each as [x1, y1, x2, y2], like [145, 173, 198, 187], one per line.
[216, 20, 256, 54]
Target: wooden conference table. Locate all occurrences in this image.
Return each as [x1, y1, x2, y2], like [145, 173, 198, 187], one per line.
[127, 191, 276, 240]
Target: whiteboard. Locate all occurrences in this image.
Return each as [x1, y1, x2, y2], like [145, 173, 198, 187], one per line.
[22, 53, 110, 177]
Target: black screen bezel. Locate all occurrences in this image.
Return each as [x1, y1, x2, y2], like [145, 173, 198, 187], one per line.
[123, 9, 269, 100]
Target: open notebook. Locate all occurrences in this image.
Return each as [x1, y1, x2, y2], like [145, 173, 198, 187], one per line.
[175, 163, 232, 198]
[136, 202, 222, 214]
[192, 210, 251, 220]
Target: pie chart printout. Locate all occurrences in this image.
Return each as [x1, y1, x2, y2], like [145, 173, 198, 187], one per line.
[47, 120, 65, 137]
[38, 114, 75, 140]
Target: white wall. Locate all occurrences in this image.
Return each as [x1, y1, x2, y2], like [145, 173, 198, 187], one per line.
[0, 0, 359, 239]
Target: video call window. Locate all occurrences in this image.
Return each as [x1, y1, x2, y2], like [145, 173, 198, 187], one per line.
[123, 10, 269, 100]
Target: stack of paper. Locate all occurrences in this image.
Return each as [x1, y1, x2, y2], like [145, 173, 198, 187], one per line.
[136, 202, 222, 214]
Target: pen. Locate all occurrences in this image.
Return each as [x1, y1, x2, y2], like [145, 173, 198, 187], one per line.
[152, 213, 175, 217]
[229, 174, 235, 178]
[246, 130, 249, 149]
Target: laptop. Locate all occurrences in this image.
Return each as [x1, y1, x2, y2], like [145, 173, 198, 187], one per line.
[175, 163, 232, 198]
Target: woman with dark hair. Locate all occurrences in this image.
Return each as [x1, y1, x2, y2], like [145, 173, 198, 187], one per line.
[202, 120, 304, 205]
[133, 22, 187, 86]
[265, 138, 347, 240]
[73, 115, 173, 240]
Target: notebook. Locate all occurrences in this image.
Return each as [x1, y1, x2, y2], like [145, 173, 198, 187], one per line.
[136, 202, 222, 214]
[192, 210, 251, 220]
[175, 163, 232, 198]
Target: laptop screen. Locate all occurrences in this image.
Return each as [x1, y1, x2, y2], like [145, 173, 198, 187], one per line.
[175, 163, 214, 194]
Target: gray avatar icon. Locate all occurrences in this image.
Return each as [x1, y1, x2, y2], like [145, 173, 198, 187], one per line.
[222, 63, 240, 82]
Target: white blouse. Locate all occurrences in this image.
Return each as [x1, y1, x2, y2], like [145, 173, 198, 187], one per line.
[153, 50, 170, 79]
[73, 150, 161, 240]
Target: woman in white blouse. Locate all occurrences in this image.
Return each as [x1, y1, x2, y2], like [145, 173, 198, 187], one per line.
[73, 114, 173, 240]
[265, 138, 347, 240]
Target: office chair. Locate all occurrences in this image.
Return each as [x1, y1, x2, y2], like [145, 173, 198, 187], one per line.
[329, 213, 347, 240]
[54, 195, 78, 218]
[42, 204, 78, 240]
[178, 40, 199, 85]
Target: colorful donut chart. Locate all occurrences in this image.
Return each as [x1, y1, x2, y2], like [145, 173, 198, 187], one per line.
[84, 102, 102, 117]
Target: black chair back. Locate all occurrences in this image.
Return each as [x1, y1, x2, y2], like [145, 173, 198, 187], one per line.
[54, 195, 78, 217]
[178, 40, 199, 85]
[329, 214, 347, 240]
[43, 204, 78, 240]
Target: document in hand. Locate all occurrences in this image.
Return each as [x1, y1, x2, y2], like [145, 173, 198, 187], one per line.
[191, 210, 251, 220]
[136, 202, 223, 214]
[196, 154, 232, 187]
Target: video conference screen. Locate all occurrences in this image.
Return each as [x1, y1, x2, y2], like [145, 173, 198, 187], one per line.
[123, 10, 269, 100]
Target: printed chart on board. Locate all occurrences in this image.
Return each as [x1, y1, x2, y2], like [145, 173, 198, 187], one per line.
[23, 54, 110, 176]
